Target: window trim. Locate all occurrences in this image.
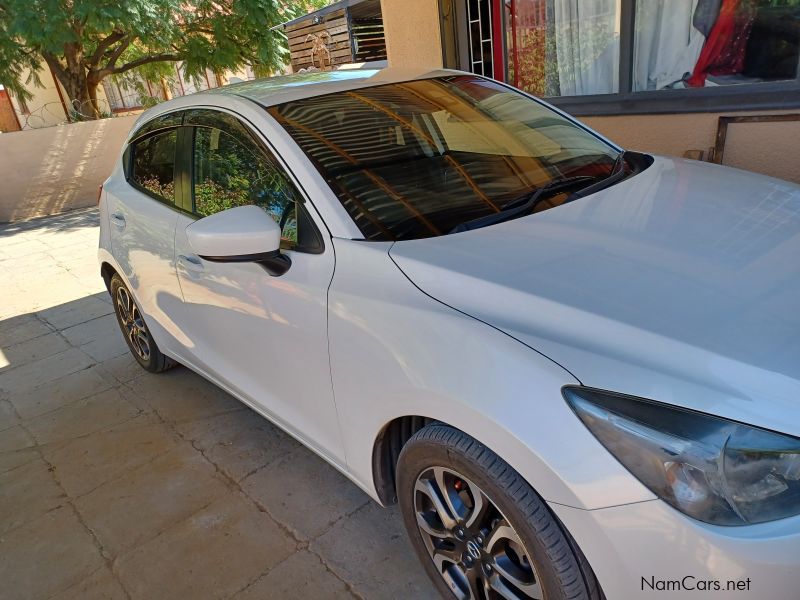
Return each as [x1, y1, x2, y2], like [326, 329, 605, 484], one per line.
[490, 0, 800, 116]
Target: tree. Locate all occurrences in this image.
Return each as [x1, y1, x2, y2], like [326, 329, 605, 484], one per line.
[0, 0, 329, 119]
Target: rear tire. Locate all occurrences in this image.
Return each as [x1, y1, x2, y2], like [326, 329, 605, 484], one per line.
[396, 423, 603, 600]
[110, 274, 176, 373]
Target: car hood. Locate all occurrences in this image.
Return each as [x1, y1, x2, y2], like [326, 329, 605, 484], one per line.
[389, 156, 800, 432]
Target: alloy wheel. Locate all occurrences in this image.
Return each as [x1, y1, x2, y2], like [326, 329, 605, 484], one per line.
[116, 286, 151, 361]
[414, 466, 542, 600]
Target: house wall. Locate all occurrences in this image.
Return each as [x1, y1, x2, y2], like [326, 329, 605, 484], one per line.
[380, 0, 443, 69]
[0, 114, 136, 222]
[583, 110, 800, 184]
[380, 0, 799, 184]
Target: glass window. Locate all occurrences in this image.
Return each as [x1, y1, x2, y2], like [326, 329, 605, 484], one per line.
[504, 0, 621, 96]
[270, 75, 619, 241]
[634, 0, 800, 91]
[132, 112, 183, 141]
[130, 130, 177, 202]
[192, 127, 302, 246]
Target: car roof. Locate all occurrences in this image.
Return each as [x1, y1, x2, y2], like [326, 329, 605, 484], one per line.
[200, 66, 460, 107]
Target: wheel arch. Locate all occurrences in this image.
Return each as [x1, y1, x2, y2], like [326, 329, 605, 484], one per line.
[100, 260, 118, 291]
[371, 415, 436, 505]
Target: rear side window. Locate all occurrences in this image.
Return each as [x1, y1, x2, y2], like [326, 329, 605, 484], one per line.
[130, 130, 177, 203]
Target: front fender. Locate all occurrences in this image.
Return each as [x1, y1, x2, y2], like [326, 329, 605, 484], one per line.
[329, 239, 655, 510]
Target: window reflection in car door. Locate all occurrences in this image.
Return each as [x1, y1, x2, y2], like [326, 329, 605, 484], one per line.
[192, 126, 299, 246]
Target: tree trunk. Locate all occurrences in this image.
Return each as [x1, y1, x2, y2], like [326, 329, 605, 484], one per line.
[44, 48, 101, 120]
[86, 75, 102, 118]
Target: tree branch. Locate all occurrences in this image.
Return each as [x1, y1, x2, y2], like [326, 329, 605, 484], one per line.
[110, 52, 180, 75]
[106, 35, 133, 69]
[86, 30, 126, 68]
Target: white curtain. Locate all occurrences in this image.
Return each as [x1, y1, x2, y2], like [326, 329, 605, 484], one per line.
[553, 0, 620, 96]
[633, 0, 706, 91]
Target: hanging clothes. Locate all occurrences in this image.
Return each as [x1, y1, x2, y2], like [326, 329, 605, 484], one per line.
[693, 0, 723, 36]
[633, 0, 707, 91]
[553, 0, 619, 95]
[687, 0, 758, 87]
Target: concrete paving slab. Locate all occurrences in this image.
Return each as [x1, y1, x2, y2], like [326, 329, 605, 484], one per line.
[233, 550, 357, 600]
[0, 423, 35, 452]
[175, 408, 300, 483]
[0, 446, 40, 474]
[23, 387, 143, 446]
[44, 420, 180, 498]
[49, 565, 128, 600]
[2, 331, 72, 368]
[116, 492, 296, 600]
[75, 443, 231, 556]
[0, 456, 66, 536]
[127, 368, 245, 423]
[9, 363, 115, 420]
[312, 503, 439, 599]
[0, 399, 20, 432]
[243, 446, 371, 541]
[60, 313, 129, 361]
[96, 353, 145, 384]
[0, 313, 53, 347]
[38, 293, 114, 330]
[0, 506, 105, 600]
[0, 346, 94, 395]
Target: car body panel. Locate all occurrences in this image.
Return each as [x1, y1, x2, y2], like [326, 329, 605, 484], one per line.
[102, 175, 186, 356]
[327, 238, 655, 510]
[172, 211, 344, 462]
[551, 499, 800, 600]
[389, 156, 800, 437]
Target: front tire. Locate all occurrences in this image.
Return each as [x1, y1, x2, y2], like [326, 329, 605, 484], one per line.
[110, 274, 176, 373]
[396, 424, 602, 600]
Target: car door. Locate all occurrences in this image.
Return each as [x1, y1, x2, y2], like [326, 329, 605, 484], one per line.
[172, 109, 343, 462]
[106, 113, 187, 354]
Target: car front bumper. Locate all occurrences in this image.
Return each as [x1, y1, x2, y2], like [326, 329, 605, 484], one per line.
[550, 499, 800, 599]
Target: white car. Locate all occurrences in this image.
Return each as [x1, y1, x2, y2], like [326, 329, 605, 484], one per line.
[98, 68, 800, 600]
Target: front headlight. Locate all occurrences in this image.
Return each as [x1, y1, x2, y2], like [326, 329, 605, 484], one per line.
[563, 386, 800, 526]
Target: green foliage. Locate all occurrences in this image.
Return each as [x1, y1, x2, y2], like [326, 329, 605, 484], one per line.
[0, 0, 324, 108]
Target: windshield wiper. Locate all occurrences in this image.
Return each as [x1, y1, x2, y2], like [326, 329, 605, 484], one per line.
[448, 150, 630, 235]
[563, 150, 628, 203]
[448, 175, 598, 234]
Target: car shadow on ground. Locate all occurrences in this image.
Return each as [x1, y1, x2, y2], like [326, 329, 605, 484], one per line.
[0, 288, 438, 599]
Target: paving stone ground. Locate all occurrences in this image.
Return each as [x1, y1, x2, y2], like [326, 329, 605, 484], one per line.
[0, 208, 439, 600]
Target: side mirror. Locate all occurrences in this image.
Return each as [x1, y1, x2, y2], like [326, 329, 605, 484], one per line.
[186, 205, 291, 276]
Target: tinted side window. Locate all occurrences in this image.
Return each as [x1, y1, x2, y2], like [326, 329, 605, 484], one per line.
[130, 130, 177, 203]
[131, 112, 183, 141]
[192, 127, 304, 246]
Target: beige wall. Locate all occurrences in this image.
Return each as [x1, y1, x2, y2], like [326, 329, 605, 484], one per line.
[583, 109, 800, 184]
[0, 114, 137, 222]
[380, 0, 443, 69]
[11, 65, 113, 130]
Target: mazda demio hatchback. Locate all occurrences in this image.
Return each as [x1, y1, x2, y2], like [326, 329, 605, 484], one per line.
[99, 68, 800, 599]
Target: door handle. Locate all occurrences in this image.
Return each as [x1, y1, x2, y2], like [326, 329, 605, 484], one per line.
[110, 213, 126, 229]
[178, 254, 204, 273]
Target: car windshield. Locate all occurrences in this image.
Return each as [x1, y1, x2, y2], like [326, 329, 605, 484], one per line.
[269, 75, 620, 241]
